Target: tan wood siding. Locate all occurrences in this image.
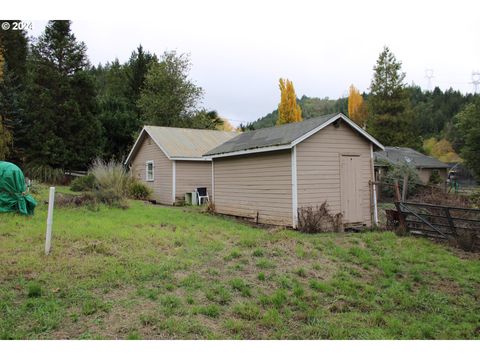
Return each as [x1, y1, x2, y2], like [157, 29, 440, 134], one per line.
[213, 151, 292, 226]
[175, 161, 212, 201]
[296, 122, 372, 226]
[418, 168, 447, 184]
[130, 133, 173, 204]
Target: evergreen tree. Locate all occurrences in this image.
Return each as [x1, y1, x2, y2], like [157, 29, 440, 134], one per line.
[277, 78, 302, 125]
[91, 60, 138, 160]
[0, 21, 28, 161]
[455, 99, 480, 179]
[138, 51, 203, 127]
[24, 20, 102, 170]
[366, 46, 419, 148]
[126, 45, 158, 113]
[0, 46, 10, 159]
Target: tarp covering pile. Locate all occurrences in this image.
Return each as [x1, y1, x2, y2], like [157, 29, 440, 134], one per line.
[0, 161, 37, 215]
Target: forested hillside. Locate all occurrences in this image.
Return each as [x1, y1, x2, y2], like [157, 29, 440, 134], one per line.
[245, 96, 348, 129]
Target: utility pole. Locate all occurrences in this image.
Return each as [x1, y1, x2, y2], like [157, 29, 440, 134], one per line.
[425, 69, 434, 91]
[471, 71, 480, 94]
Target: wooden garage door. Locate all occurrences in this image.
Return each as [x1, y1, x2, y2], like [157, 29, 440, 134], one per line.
[340, 155, 363, 223]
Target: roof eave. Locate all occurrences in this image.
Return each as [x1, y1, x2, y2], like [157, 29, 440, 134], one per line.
[207, 143, 292, 158]
[170, 156, 212, 161]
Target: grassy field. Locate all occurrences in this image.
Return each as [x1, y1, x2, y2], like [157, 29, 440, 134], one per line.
[1, 186, 479, 339]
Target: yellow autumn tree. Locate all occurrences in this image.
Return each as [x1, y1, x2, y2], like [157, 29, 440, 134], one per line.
[423, 138, 462, 163]
[277, 78, 302, 125]
[348, 84, 367, 127]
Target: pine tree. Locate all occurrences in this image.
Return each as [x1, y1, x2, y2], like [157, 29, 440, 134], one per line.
[455, 99, 480, 179]
[347, 84, 367, 127]
[366, 46, 419, 148]
[0, 21, 28, 161]
[126, 45, 158, 112]
[0, 60, 13, 157]
[277, 78, 302, 125]
[92, 59, 138, 160]
[24, 20, 102, 170]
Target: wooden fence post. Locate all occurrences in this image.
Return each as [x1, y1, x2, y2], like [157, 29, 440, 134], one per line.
[394, 180, 406, 233]
[394, 180, 401, 202]
[401, 174, 409, 202]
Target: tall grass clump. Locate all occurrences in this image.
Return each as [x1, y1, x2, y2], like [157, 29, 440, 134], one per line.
[90, 158, 134, 208]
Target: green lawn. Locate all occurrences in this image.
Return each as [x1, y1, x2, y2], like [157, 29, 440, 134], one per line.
[1, 186, 479, 339]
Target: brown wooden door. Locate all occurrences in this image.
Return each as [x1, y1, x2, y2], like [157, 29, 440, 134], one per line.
[340, 155, 362, 223]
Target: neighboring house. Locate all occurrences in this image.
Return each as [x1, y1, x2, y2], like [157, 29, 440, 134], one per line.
[374, 147, 450, 184]
[204, 113, 384, 228]
[125, 126, 237, 204]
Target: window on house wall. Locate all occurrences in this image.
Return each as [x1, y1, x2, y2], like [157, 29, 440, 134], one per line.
[146, 161, 154, 181]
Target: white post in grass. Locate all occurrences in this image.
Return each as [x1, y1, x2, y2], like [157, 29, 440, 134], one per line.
[45, 186, 55, 255]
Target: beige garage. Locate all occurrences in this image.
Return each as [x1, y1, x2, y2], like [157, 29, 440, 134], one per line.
[205, 113, 384, 228]
[125, 126, 237, 205]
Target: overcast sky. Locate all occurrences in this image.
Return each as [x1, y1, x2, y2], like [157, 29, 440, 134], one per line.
[23, 0, 480, 125]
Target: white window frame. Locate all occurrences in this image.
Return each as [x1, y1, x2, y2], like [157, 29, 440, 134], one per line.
[146, 160, 154, 182]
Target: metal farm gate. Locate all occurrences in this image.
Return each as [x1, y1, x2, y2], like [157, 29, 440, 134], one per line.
[394, 201, 480, 252]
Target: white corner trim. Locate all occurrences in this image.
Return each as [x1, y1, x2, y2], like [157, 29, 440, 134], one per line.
[370, 144, 379, 226]
[125, 128, 147, 165]
[211, 160, 215, 203]
[291, 146, 298, 228]
[172, 160, 176, 204]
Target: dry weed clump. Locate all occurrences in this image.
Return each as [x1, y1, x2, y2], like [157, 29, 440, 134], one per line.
[297, 202, 343, 233]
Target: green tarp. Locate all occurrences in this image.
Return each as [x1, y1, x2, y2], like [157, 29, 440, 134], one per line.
[0, 161, 37, 215]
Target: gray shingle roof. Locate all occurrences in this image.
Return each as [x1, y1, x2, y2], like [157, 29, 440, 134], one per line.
[374, 147, 449, 169]
[205, 113, 339, 156]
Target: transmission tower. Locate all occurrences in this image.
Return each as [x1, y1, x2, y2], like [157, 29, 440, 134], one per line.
[425, 69, 434, 91]
[471, 71, 480, 94]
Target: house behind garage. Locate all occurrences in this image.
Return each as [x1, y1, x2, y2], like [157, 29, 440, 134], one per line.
[374, 146, 450, 184]
[125, 126, 237, 204]
[205, 113, 384, 228]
